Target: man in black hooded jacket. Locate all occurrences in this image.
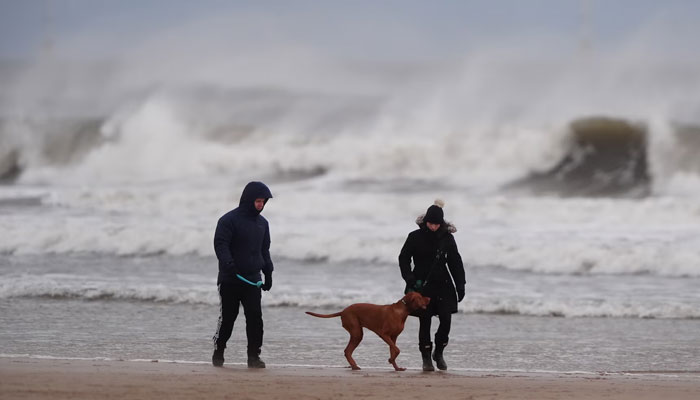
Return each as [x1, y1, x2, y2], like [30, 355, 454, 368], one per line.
[212, 181, 274, 368]
[399, 200, 465, 371]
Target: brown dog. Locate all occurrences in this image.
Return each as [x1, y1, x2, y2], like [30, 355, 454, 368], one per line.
[305, 291, 430, 371]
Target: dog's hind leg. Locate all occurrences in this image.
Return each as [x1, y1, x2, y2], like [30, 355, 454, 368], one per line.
[341, 317, 363, 370]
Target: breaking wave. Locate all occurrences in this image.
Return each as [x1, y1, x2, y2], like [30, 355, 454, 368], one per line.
[506, 116, 651, 197]
[2, 276, 697, 320]
[2, 7, 700, 195]
[2, 97, 700, 197]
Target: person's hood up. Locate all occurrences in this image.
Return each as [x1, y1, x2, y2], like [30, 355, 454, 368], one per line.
[239, 181, 273, 215]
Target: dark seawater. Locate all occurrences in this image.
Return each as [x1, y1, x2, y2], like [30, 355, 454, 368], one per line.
[2, 254, 700, 373]
[2, 297, 700, 373]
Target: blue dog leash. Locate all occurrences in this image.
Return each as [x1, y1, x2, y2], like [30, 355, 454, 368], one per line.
[236, 274, 263, 288]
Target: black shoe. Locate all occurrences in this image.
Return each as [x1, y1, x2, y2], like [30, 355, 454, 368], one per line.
[212, 349, 225, 367]
[433, 344, 447, 371]
[247, 356, 266, 368]
[420, 344, 434, 371]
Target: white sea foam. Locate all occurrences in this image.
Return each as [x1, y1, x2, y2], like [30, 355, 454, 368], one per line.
[2, 185, 700, 278]
[1, 268, 698, 319]
[4, 30, 700, 190]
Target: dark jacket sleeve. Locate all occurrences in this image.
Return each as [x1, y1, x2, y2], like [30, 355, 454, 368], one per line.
[445, 235, 465, 289]
[398, 233, 416, 283]
[213, 217, 236, 273]
[261, 222, 274, 275]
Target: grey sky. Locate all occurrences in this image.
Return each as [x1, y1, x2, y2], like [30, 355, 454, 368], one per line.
[1, 0, 698, 61]
[2, 0, 699, 125]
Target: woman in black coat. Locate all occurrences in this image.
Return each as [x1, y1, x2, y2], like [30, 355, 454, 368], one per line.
[399, 200, 466, 371]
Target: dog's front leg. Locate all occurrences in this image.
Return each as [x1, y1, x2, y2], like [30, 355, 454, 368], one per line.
[379, 333, 405, 371]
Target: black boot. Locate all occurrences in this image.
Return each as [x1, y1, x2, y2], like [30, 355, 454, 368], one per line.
[212, 348, 225, 367]
[247, 349, 266, 368]
[420, 343, 434, 372]
[433, 342, 447, 371]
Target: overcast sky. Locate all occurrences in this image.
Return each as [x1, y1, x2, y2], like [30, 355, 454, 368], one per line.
[1, 0, 698, 62]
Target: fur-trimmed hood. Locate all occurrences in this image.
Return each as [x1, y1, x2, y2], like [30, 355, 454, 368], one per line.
[415, 214, 457, 233]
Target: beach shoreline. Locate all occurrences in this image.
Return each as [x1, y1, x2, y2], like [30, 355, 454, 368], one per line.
[2, 357, 699, 400]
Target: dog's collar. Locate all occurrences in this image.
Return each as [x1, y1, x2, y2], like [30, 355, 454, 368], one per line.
[401, 299, 407, 306]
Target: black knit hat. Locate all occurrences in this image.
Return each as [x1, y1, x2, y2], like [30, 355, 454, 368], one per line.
[424, 199, 445, 224]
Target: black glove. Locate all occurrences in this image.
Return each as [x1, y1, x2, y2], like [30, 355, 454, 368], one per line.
[405, 278, 416, 292]
[457, 286, 465, 302]
[261, 273, 272, 291]
[404, 272, 416, 292]
[227, 260, 238, 275]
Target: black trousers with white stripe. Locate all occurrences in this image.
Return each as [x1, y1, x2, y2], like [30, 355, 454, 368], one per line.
[213, 280, 263, 356]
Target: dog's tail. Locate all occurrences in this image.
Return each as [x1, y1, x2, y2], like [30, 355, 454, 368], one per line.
[305, 311, 342, 318]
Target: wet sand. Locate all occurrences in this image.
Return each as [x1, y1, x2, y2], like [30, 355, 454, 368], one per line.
[2, 357, 699, 399]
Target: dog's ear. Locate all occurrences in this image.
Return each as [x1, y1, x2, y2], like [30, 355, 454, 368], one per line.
[409, 291, 421, 304]
[408, 292, 422, 308]
[412, 293, 429, 309]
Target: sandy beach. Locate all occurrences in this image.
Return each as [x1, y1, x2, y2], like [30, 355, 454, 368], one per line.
[1, 357, 699, 400]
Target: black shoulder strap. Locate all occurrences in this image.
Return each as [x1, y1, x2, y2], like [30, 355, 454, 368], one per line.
[423, 236, 449, 287]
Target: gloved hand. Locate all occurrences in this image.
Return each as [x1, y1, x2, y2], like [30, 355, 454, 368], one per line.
[227, 260, 238, 275]
[403, 271, 416, 292]
[414, 280, 424, 291]
[457, 286, 465, 302]
[261, 273, 272, 291]
[405, 278, 416, 292]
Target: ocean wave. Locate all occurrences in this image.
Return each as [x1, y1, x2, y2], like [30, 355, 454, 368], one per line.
[2, 276, 698, 320]
[2, 177, 700, 280]
[2, 221, 699, 278]
[461, 297, 700, 320]
[2, 85, 700, 195]
[0, 278, 217, 305]
[0, 117, 106, 181]
[506, 116, 651, 197]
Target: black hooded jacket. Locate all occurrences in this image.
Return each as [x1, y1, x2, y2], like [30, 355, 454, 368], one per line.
[398, 217, 466, 314]
[214, 181, 274, 284]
